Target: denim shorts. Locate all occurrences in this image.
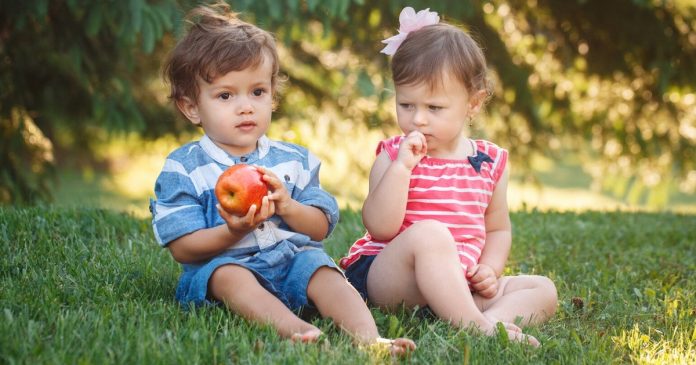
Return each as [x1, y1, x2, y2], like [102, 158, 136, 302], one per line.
[344, 255, 377, 301]
[174, 240, 339, 311]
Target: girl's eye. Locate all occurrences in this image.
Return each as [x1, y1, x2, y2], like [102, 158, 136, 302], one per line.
[429, 105, 442, 111]
[219, 92, 231, 100]
[252, 88, 266, 96]
[399, 103, 414, 110]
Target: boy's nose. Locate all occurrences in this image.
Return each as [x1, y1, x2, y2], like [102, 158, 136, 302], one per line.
[237, 99, 253, 114]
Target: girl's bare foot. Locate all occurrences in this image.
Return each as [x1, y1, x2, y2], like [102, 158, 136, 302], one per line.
[290, 327, 322, 343]
[506, 329, 540, 347]
[364, 337, 416, 357]
[481, 320, 540, 347]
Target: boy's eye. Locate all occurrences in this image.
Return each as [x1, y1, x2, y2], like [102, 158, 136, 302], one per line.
[399, 103, 414, 110]
[219, 92, 231, 100]
[429, 105, 443, 111]
[252, 88, 266, 96]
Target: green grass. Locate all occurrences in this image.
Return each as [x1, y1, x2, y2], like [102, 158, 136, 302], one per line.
[1, 207, 695, 364]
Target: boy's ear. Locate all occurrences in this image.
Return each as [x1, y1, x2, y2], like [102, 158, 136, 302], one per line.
[176, 96, 201, 125]
[468, 89, 488, 115]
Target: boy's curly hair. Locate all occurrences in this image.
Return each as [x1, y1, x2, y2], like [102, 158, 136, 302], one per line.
[163, 2, 282, 106]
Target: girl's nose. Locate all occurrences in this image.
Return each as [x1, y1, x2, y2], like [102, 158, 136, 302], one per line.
[413, 110, 427, 126]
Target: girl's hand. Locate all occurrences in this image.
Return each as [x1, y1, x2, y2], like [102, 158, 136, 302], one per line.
[467, 263, 499, 298]
[257, 166, 292, 216]
[396, 130, 427, 170]
[216, 196, 275, 236]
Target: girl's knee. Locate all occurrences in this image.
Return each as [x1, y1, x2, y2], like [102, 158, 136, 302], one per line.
[407, 220, 454, 244]
[410, 219, 449, 233]
[530, 275, 558, 310]
[536, 276, 557, 297]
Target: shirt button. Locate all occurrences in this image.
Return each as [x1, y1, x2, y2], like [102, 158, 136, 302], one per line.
[284, 175, 290, 182]
[240, 156, 248, 162]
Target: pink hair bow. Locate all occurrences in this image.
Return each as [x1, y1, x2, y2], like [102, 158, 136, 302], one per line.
[380, 7, 440, 55]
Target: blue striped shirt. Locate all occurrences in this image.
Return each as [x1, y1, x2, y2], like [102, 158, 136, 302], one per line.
[150, 134, 339, 257]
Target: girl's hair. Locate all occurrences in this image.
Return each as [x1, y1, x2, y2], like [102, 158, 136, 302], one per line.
[391, 23, 491, 97]
[164, 2, 281, 104]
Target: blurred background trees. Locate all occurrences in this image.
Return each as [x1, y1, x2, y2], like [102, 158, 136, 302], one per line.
[1, 0, 695, 207]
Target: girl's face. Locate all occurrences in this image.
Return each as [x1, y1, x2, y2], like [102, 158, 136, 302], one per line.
[178, 57, 273, 157]
[395, 71, 484, 158]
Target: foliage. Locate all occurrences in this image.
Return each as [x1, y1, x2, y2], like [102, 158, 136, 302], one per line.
[1, 206, 695, 363]
[0, 0, 183, 204]
[1, 0, 695, 204]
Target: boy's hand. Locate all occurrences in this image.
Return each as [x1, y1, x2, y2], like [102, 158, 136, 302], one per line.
[467, 263, 499, 298]
[216, 195, 275, 236]
[397, 130, 427, 170]
[257, 166, 293, 216]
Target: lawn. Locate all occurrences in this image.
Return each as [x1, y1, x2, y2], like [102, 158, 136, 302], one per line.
[1, 206, 694, 364]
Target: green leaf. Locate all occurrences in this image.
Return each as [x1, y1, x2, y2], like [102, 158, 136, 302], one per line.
[495, 322, 509, 345]
[85, 5, 103, 37]
[130, 0, 143, 31]
[306, 0, 320, 12]
[141, 17, 155, 54]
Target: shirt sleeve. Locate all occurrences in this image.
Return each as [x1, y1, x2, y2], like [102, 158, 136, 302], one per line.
[290, 152, 339, 236]
[375, 136, 402, 161]
[489, 145, 508, 184]
[150, 158, 207, 246]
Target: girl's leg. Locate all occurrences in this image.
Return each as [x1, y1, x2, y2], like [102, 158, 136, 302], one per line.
[366, 222, 489, 328]
[474, 275, 557, 327]
[209, 264, 320, 342]
[306, 266, 416, 356]
[366, 220, 539, 345]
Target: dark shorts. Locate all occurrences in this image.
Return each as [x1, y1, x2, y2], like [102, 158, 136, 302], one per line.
[344, 254, 436, 318]
[344, 255, 377, 301]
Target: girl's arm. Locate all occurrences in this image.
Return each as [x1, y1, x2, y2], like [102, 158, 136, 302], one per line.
[363, 132, 427, 240]
[468, 165, 511, 298]
[479, 165, 512, 276]
[362, 151, 412, 240]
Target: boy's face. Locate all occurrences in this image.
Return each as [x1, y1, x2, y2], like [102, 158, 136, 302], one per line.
[178, 58, 273, 157]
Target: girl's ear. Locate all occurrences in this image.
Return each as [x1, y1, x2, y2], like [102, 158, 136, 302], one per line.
[176, 96, 201, 125]
[468, 89, 488, 116]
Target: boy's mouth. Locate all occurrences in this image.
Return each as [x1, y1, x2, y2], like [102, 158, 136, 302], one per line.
[236, 121, 256, 130]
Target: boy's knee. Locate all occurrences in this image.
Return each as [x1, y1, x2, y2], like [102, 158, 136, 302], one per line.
[210, 264, 255, 293]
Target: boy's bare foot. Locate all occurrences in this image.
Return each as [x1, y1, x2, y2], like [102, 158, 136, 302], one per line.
[290, 328, 322, 343]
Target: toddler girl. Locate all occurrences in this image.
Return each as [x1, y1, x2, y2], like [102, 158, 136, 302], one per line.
[340, 7, 557, 346]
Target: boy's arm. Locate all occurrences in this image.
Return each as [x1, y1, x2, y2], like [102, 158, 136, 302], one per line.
[168, 224, 246, 263]
[259, 165, 331, 241]
[273, 200, 329, 241]
[169, 198, 274, 263]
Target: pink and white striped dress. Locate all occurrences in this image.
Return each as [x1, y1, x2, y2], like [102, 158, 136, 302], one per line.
[339, 135, 508, 278]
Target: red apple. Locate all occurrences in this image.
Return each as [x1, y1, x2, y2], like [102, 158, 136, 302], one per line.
[215, 164, 268, 216]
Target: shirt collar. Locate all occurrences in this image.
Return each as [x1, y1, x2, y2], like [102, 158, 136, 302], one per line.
[200, 134, 271, 166]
